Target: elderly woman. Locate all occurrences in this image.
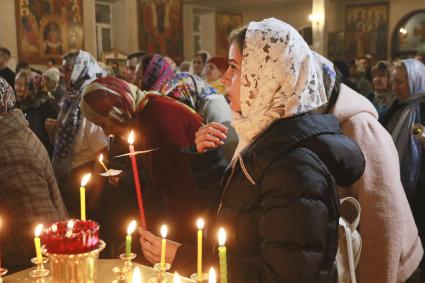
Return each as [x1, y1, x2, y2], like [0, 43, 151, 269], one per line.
[45, 50, 108, 217]
[137, 54, 238, 162]
[0, 77, 67, 272]
[80, 76, 207, 244]
[382, 59, 425, 279]
[15, 69, 58, 157]
[367, 61, 396, 120]
[138, 18, 365, 281]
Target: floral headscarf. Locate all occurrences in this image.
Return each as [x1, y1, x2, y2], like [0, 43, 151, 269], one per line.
[403, 59, 425, 96]
[233, 18, 328, 152]
[141, 54, 217, 111]
[53, 50, 107, 170]
[15, 70, 49, 110]
[142, 54, 175, 91]
[81, 77, 150, 125]
[0, 77, 15, 116]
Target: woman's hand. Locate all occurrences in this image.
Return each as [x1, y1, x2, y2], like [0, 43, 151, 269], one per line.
[139, 228, 181, 265]
[195, 122, 228, 152]
[44, 118, 61, 134]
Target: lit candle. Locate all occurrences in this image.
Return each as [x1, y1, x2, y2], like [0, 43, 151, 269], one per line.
[0, 218, 2, 269]
[34, 224, 43, 263]
[173, 272, 182, 283]
[98, 154, 109, 173]
[126, 220, 137, 256]
[132, 266, 142, 283]
[128, 130, 147, 230]
[65, 220, 75, 238]
[218, 228, 227, 283]
[160, 225, 168, 270]
[80, 173, 91, 221]
[208, 267, 216, 283]
[196, 218, 205, 280]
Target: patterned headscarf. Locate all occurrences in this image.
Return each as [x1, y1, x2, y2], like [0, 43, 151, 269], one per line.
[15, 70, 49, 110]
[0, 77, 16, 116]
[81, 76, 150, 125]
[141, 54, 217, 111]
[53, 50, 107, 164]
[161, 72, 217, 111]
[402, 59, 425, 96]
[142, 54, 175, 91]
[233, 18, 328, 153]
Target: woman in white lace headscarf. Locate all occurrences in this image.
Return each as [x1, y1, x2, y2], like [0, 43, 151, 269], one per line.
[139, 18, 365, 281]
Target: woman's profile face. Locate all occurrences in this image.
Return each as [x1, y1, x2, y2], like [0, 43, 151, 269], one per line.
[93, 116, 127, 137]
[205, 63, 221, 82]
[221, 41, 242, 112]
[392, 67, 410, 101]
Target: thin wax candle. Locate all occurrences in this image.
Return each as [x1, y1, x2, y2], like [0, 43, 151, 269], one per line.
[80, 173, 91, 221]
[196, 218, 205, 280]
[126, 220, 137, 256]
[218, 228, 228, 283]
[98, 154, 109, 173]
[128, 130, 147, 229]
[160, 225, 168, 270]
[34, 224, 43, 263]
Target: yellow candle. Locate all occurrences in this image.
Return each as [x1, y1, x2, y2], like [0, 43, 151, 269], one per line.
[218, 228, 228, 283]
[126, 220, 137, 256]
[160, 225, 168, 270]
[132, 266, 142, 283]
[34, 224, 43, 263]
[98, 154, 109, 173]
[196, 218, 205, 280]
[80, 173, 91, 221]
[173, 272, 182, 283]
[208, 267, 216, 283]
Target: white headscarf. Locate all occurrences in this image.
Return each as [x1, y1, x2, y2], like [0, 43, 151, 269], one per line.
[402, 59, 425, 96]
[232, 18, 328, 155]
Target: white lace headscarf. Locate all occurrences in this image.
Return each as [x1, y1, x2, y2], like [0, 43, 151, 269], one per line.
[232, 18, 328, 155]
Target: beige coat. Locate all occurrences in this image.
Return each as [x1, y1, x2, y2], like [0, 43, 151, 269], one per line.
[330, 84, 423, 283]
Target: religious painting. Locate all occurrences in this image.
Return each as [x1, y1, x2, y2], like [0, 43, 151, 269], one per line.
[392, 9, 425, 59]
[216, 13, 243, 57]
[328, 32, 345, 60]
[138, 0, 183, 63]
[15, 0, 84, 64]
[345, 3, 388, 59]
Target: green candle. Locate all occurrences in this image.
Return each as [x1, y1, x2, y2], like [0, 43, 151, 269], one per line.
[126, 220, 137, 256]
[218, 228, 227, 283]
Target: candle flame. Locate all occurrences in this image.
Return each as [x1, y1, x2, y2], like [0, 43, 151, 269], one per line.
[196, 218, 205, 230]
[160, 224, 168, 239]
[127, 220, 137, 235]
[208, 267, 216, 283]
[173, 272, 182, 283]
[34, 224, 43, 237]
[218, 227, 227, 246]
[52, 224, 58, 233]
[67, 220, 75, 230]
[99, 154, 104, 163]
[81, 173, 91, 187]
[132, 266, 142, 283]
[128, 130, 135, 145]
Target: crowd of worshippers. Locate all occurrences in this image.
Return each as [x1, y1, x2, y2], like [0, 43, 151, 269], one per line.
[1, 17, 425, 283]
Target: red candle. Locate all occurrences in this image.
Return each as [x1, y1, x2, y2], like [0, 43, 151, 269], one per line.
[128, 130, 147, 230]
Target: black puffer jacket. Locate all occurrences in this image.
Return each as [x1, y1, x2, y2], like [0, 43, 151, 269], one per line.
[177, 113, 365, 282]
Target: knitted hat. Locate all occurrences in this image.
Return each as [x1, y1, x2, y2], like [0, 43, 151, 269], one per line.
[43, 67, 60, 83]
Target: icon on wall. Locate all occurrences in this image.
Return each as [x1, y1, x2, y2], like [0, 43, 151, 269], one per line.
[392, 9, 425, 59]
[16, 0, 84, 64]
